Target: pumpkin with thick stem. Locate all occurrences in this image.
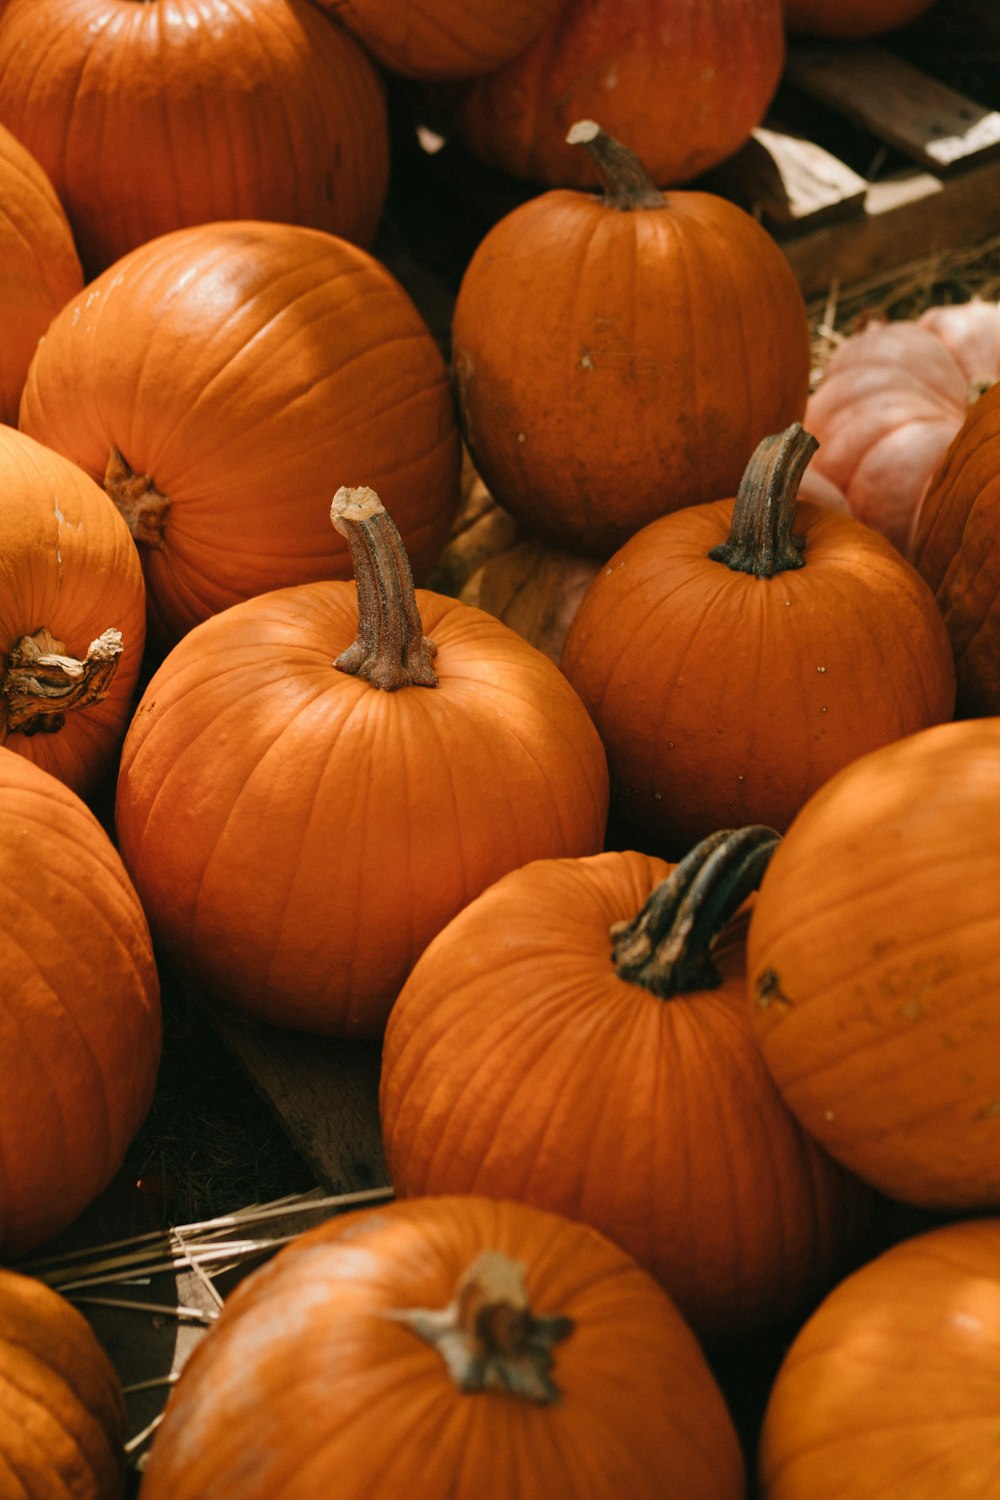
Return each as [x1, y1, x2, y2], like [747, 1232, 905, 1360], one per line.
[382, 828, 875, 1344]
[20, 220, 461, 652]
[0, 1267, 127, 1498]
[115, 487, 608, 1037]
[747, 716, 1000, 1211]
[0, 425, 145, 798]
[138, 1195, 746, 1499]
[560, 424, 956, 856]
[451, 120, 811, 558]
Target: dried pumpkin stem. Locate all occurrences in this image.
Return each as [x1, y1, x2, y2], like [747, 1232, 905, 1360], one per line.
[104, 448, 171, 548]
[611, 825, 781, 997]
[389, 1250, 574, 1404]
[708, 424, 818, 578]
[2, 626, 123, 735]
[331, 486, 438, 691]
[566, 119, 667, 211]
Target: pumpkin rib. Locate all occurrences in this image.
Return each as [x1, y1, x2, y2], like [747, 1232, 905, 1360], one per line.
[0, 1358, 102, 1491]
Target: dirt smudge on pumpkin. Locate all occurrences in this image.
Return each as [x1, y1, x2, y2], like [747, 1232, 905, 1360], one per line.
[755, 967, 795, 1010]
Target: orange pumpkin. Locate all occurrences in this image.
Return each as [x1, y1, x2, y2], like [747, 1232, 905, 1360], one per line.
[0, 425, 145, 798]
[19, 220, 461, 651]
[759, 1217, 1000, 1499]
[139, 1195, 746, 1500]
[115, 488, 608, 1037]
[784, 0, 936, 37]
[747, 717, 1000, 1211]
[0, 748, 160, 1259]
[452, 123, 811, 558]
[459, 537, 601, 664]
[0, 0, 388, 276]
[0, 122, 82, 425]
[560, 425, 956, 856]
[0, 1267, 126, 1498]
[315, 0, 561, 79]
[382, 828, 875, 1343]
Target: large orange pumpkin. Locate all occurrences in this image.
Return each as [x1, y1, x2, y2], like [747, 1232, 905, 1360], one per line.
[19, 220, 461, 651]
[784, 0, 936, 37]
[758, 1217, 1000, 1499]
[0, 0, 388, 275]
[560, 425, 956, 856]
[315, 0, 562, 79]
[452, 123, 811, 558]
[747, 717, 1000, 1211]
[139, 1195, 746, 1500]
[115, 488, 608, 1037]
[0, 1267, 126, 1498]
[0, 122, 82, 425]
[0, 748, 160, 1259]
[0, 425, 145, 799]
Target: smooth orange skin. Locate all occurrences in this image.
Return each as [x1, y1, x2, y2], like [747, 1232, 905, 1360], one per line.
[0, 749, 161, 1259]
[19, 220, 462, 650]
[784, 0, 935, 37]
[0, 124, 82, 425]
[0, 0, 388, 276]
[0, 425, 145, 798]
[0, 1268, 126, 1498]
[114, 586, 609, 1037]
[759, 1218, 1000, 1499]
[911, 379, 1000, 716]
[435, 0, 785, 187]
[382, 850, 874, 1344]
[453, 190, 810, 558]
[747, 719, 1000, 1210]
[318, 0, 562, 79]
[139, 1196, 746, 1500]
[560, 499, 956, 857]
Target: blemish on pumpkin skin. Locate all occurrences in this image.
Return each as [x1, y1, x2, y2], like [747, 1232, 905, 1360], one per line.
[755, 967, 794, 1010]
[976, 1101, 1000, 1121]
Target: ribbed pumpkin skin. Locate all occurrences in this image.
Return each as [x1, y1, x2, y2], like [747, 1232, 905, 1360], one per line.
[0, 750, 160, 1260]
[0, 0, 388, 276]
[453, 191, 810, 557]
[747, 719, 1000, 1210]
[784, 0, 935, 37]
[759, 1218, 1000, 1500]
[382, 851, 873, 1343]
[114, 589, 609, 1037]
[0, 1268, 126, 1498]
[19, 221, 461, 650]
[139, 1196, 746, 1500]
[0, 124, 82, 425]
[318, 0, 562, 79]
[910, 379, 1000, 716]
[560, 500, 956, 855]
[435, 0, 784, 187]
[0, 426, 145, 798]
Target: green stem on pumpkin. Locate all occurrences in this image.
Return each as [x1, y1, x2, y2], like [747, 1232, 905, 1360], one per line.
[388, 1250, 574, 1404]
[2, 626, 123, 735]
[104, 448, 171, 548]
[611, 826, 781, 997]
[566, 119, 667, 211]
[708, 424, 818, 578]
[331, 486, 438, 691]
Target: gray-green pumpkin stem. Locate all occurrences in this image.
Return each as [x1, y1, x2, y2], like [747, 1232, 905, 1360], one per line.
[709, 424, 818, 578]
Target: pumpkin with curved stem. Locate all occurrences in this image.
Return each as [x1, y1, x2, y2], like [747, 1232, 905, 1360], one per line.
[0, 123, 82, 426]
[0, 425, 145, 798]
[0, 748, 160, 1259]
[316, 0, 561, 80]
[115, 487, 608, 1038]
[0, 0, 388, 276]
[747, 717, 1000, 1210]
[0, 1267, 126, 1499]
[784, 0, 936, 38]
[139, 1195, 746, 1499]
[560, 424, 956, 856]
[451, 121, 811, 558]
[19, 220, 461, 652]
[759, 1218, 1000, 1499]
[382, 828, 875, 1343]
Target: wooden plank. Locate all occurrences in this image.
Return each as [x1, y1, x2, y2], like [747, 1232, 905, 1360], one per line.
[785, 42, 1000, 171]
[702, 125, 868, 227]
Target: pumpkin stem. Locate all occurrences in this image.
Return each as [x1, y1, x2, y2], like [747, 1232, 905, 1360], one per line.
[389, 1250, 574, 1404]
[611, 826, 780, 997]
[104, 448, 171, 548]
[566, 119, 667, 211]
[2, 626, 123, 735]
[331, 486, 438, 691]
[708, 424, 818, 578]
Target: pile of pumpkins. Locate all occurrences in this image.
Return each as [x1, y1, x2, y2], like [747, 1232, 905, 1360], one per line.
[1, 0, 998, 1496]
